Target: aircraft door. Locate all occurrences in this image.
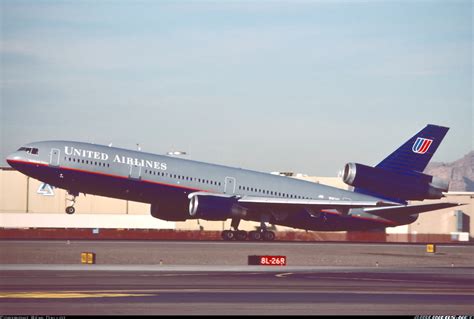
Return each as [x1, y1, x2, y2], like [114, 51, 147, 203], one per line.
[50, 148, 60, 167]
[224, 176, 236, 194]
[129, 164, 142, 180]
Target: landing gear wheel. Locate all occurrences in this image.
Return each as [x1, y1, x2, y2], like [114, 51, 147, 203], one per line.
[262, 230, 275, 241]
[221, 230, 235, 241]
[248, 231, 262, 241]
[235, 231, 247, 241]
[66, 191, 78, 215]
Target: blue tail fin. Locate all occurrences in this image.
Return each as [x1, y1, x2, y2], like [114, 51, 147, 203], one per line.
[376, 124, 449, 173]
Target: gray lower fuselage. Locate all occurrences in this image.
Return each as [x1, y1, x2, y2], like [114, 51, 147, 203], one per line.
[6, 141, 408, 231]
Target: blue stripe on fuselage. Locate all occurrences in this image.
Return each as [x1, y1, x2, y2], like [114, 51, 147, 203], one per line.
[8, 159, 396, 231]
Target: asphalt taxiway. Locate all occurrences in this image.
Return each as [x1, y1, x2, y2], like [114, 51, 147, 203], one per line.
[1, 240, 473, 266]
[0, 240, 473, 315]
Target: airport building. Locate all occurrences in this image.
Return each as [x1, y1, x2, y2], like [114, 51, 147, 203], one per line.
[0, 167, 472, 241]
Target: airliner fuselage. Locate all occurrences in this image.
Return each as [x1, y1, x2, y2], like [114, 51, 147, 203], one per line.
[7, 125, 458, 241]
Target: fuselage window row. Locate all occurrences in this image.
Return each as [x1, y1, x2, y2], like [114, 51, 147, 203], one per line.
[63, 157, 316, 197]
[139, 169, 222, 187]
[237, 185, 308, 199]
[65, 157, 110, 167]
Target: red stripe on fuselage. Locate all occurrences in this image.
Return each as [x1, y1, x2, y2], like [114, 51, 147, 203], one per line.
[8, 159, 398, 226]
[7, 159, 206, 193]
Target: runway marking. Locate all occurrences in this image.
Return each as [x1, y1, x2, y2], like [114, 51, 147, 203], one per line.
[308, 275, 450, 284]
[0, 291, 155, 299]
[275, 272, 293, 278]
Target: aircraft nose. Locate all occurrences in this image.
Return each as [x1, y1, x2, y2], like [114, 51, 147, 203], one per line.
[6, 152, 20, 167]
[6, 153, 14, 166]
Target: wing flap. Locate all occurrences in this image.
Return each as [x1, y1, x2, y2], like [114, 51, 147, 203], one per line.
[238, 196, 396, 212]
[363, 202, 465, 219]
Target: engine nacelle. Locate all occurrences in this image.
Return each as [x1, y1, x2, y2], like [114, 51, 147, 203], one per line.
[188, 194, 247, 221]
[150, 201, 189, 221]
[343, 162, 449, 201]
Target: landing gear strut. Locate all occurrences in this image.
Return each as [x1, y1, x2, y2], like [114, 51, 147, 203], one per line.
[65, 191, 78, 214]
[221, 218, 248, 241]
[220, 216, 276, 241]
[248, 229, 275, 241]
[248, 215, 275, 241]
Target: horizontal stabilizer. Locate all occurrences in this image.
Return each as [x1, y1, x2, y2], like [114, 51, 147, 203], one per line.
[363, 202, 464, 219]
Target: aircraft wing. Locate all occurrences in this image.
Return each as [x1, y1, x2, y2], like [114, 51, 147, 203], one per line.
[363, 202, 465, 219]
[189, 192, 396, 213]
[238, 196, 396, 212]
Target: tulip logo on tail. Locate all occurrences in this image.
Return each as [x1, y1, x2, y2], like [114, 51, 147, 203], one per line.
[412, 137, 433, 154]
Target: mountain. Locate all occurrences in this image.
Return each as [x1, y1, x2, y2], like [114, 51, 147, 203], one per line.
[425, 151, 474, 192]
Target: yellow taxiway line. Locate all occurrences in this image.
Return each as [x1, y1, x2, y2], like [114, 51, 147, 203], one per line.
[0, 291, 155, 299]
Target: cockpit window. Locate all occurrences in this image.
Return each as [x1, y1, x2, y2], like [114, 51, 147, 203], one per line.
[17, 147, 39, 155]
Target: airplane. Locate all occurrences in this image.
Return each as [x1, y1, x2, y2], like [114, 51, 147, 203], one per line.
[6, 124, 463, 241]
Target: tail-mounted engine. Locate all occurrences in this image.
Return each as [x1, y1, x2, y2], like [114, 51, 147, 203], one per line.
[343, 162, 448, 202]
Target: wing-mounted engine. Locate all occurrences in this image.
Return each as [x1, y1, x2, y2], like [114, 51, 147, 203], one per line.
[343, 162, 449, 202]
[188, 193, 248, 221]
[150, 200, 189, 221]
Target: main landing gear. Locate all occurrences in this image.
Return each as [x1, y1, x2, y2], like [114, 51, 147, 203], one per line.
[221, 229, 276, 241]
[65, 191, 79, 214]
[221, 217, 276, 241]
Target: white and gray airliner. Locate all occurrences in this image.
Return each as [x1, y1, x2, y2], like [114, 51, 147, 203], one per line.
[6, 124, 461, 240]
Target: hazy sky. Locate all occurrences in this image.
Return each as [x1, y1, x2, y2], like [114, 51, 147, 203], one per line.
[1, 0, 472, 176]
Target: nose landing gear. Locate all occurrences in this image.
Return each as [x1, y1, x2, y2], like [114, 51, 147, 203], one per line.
[65, 191, 79, 214]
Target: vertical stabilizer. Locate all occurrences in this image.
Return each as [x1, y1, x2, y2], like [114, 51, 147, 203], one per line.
[376, 124, 449, 173]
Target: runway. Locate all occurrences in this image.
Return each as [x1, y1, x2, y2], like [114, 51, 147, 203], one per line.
[1, 266, 473, 315]
[1, 240, 473, 315]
